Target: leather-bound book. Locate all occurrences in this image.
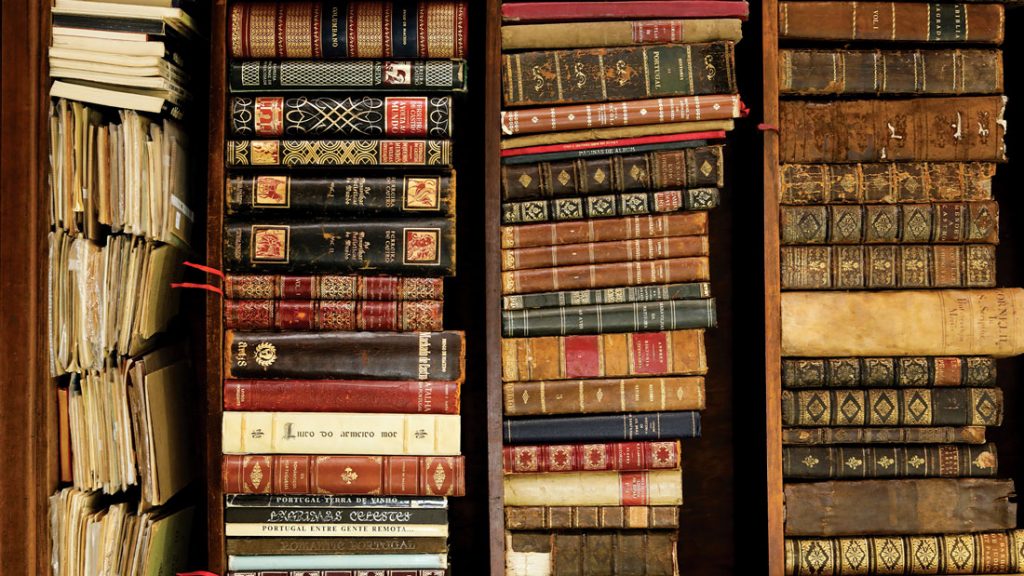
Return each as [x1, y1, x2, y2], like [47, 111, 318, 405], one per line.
[230, 96, 453, 138]
[783, 478, 1017, 536]
[781, 289, 1024, 357]
[225, 570, 443, 575]
[224, 379, 460, 414]
[505, 506, 679, 530]
[504, 469, 683, 506]
[502, 299, 716, 337]
[224, 275, 444, 301]
[225, 139, 453, 167]
[503, 377, 705, 414]
[779, 97, 1007, 163]
[782, 444, 998, 480]
[778, 2, 1005, 44]
[501, 131, 718, 164]
[782, 388, 1003, 427]
[782, 356, 997, 388]
[223, 300, 443, 331]
[501, 119, 735, 150]
[502, 330, 706, 381]
[781, 162, 995, 205]
[503, 440, 681, 474]
[223, 219, 456, 275]
[503, 412, 701, 444]
[785, 530, 1024, 576]
[226, 536, 449, 556]
[502, 188, 719, 224]
[228, 59, 468, 93]
[501, 211, 708, 249]
[782, 426, 987, 446]
[505, 531, 678, 576]
[224, 330, 465, 381]
[502, 0, 751, 22]
[502, 236, 709, 272]
[781, 49, 1002, 95]
[501, 19, 742, 50]
[780, 201, 999, 245]
[503, 282, 711, 310]
[502, 257, 710, 294]
[502, 42, 736, 106]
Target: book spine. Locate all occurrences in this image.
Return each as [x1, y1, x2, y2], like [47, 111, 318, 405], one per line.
[225, 523, 447, 537]
[230, 96, 453, 138]
[781, 244, 997, 290]
[221, 412, 461, 455]
[782, 426, 988, 446]
[506, 531, 679, 576]
[224, 507, 446, 525]
[228, 59, 468, 93]
[501, 146, 724, 200]
[781, 388, 1003, 427]
[227, 555, 447, 571]
[778, 1, 1005, 44]
[223, 300, 444, 331]
[783, 478, 1017, 537]
[501, 94, 742, 136]
[222, 455, 465, 496]
[223, 379, 460, 414]
[779, 96, 1007, 163]
[225, 537, 449, 555]
[504, 506, 680, 530]
[502, 188, 719, 224]
[501, 257, 711, 295]
[780, 162, 995, 204]
[501, 0, 752, 22]
[503, 376, 705, 415]
[224, 275, 444, 301]
[780, 202, 1000, 245]
[503, 440, 682, 473]
[503, 42, 736, 106]
[500, 129, 723, 159]
[225, 139, 453, 167]
[500, 19, 743, 50]
[503, 411, 701, 444]
[502, 236, 710, 272]
[502, 298, 717, 337]
[782, 356, 998, 388]
[501, 119, 735, 150]
[504, 469, 683, 506]
[501, 329, 707, 381]
[783, 444, 998, 480]
[228, 1, 469, 58]
[224, 495, 446, 508]
[225, 172, 456, 216]
[781, 48, 1003, 96]
[502, 138, 712, 165]
[502, 282, 712, 310]
[224, 330, 465, 381]
[784, 530, 1024, 576]
[781, 289, 1024, 357]
[222, 219, 456, 275]
[501, 211, 708, 249]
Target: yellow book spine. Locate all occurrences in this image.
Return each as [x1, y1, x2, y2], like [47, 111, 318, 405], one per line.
[501, 19, 743, 50]
[503, 469, 683, 506]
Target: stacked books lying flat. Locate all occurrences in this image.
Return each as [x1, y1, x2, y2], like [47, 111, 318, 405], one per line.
[220, 1, 469, 574]
[498, 1, 747, 574]
[775, 3, 1024, 575]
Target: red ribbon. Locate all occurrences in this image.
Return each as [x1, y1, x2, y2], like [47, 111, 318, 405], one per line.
[757, 123, 779, 133]
[183, 261, 225, 279]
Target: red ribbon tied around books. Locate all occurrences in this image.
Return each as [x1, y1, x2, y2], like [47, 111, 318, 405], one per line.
[171, 261, 225, 296]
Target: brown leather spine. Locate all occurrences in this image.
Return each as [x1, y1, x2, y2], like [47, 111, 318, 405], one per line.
[506, 531, 679, 576]
[503, 376, 705, 415]
[223, 274, 444, 300]
[505, 506, 680, 530]
[782, 426, 988, 446]
[502, 236, 709, 271]
[502, 256, 710, 295]
[501, 211, 708, 249]
[780, 162, 995, 205]
[223, 300, 443, 331]
[779, 2, 1005, 44]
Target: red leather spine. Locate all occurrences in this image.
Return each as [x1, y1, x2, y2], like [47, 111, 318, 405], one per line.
[501, 1, 750, 22]
[223, 299, 443, 331]
[503, 441, 681, 473]
[223, 274, 444, 300]
[224, 379, 460, 414]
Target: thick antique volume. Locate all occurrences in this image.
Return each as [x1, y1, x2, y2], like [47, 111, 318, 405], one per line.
[782, 444, 998, 480]
[501, 0, 752, 22]
[225, 173, 456, 216]
[501, 211, 708, 249]
[502, 330, 707, 381]
[780, 202, 1000, 245]
[783, 479, 1017, 536]
[780, 289, 1024, 357]
[503, 376, 705, 415]
[503, 189, 719, 224]
[222, 455, 465, 496]
[781, 244, 996, 290]
[502, 257, 710, 295]
[782, 426, 988, 446]
[503, 440, 681, 473]
[781, 388, 1003, 427]
[504, 282, 710, 310]
[780, 162, 995, 205]
[502, 236, 709, 272]
[500, 94, 743, 136]
[780, 49, 1003, 96]
[502, 42, 737, 107]
[223, 379, 460, 414]
[226, 536, 449, 555]
[778, 2, 1005, 44]
[223, 219, 456, 275]
[230, 96, 453, 138]
[229, 1, 469, 58]
[501, 146, 725, 200]
[504, 470, 684, 506]
[225, 139, 453, 167]
[503, 412, 701, 444]
[228, 59, 468, 93]
[779, 97, 1007, 163]
[224, 274, 444, 301]
[784, 530, 1024, 576]
[505, 506, 680, 530]
[500, 20, 743, 50]
[502, 299, 717, 337]
[506, 531, 679, 576]
[222, 412, 461, 455]
[223, 300, 443, 331]
[224, 330, 466, 380]
[782, 356, 997, 389]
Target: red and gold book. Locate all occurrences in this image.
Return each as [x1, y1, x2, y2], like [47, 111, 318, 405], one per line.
[504, 441, 681, 474]
[224, 274, 444, 301]
[223, 299, 443, 331]
[224, 379, 459, 414]
[222, 454, 465, 496]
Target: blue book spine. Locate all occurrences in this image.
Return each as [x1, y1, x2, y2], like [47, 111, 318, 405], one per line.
[503, 411, 701, 444]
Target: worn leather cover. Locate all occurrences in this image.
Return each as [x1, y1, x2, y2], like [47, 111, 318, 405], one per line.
[504, 469, 683, 506]
[503, 236, 709, 272]
[503, 377, 705, 414]
[502, 188, 719, 224]
[503, 440, 681, 474]
[782, 356, 997, 388]
[226, 139, 453, 167]
[224, 300, 443, 331]
[780, 201, 999, 245]
[782, 388, 1003, 427]
[779, 2, 1005, 43]
[503, 412, 700, 445]
[782, 444, 998, 479]
[506, 531, 679, 576]
[501, 211, 708, 249]
[505, 506, 680, 530]
[228, 59, 468, 93]
[780, 162, 995, 205]
[501, 19, 742, 50]
[503, 283, 711, 310]
[224, 274, 443, 301]
[503, 257, 710, 295]
[782, 426, 987, 446]
[230, 96, 453, 138]
[224, 379, 459, 414]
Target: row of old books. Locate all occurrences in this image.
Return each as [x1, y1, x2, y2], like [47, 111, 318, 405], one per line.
[45, 1, 202, 575]
[775, 2, 1024, 575]
[498, 1, 748, 574]
[218, 2, 469, 575]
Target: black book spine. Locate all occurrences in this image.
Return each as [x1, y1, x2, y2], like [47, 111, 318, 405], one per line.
[782, 444, 998, 479]
[501, 298, 717, 337]
[502, 188, 719, 224]
[500, 138, 711, 166]
[224, 507, 448, 525]
[228, 60, 468, 93]
[230, 96, 453, 139]
[782, 356, 998, 388]
[502, 411, 701, 444]
[225, 139, 453, 168]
